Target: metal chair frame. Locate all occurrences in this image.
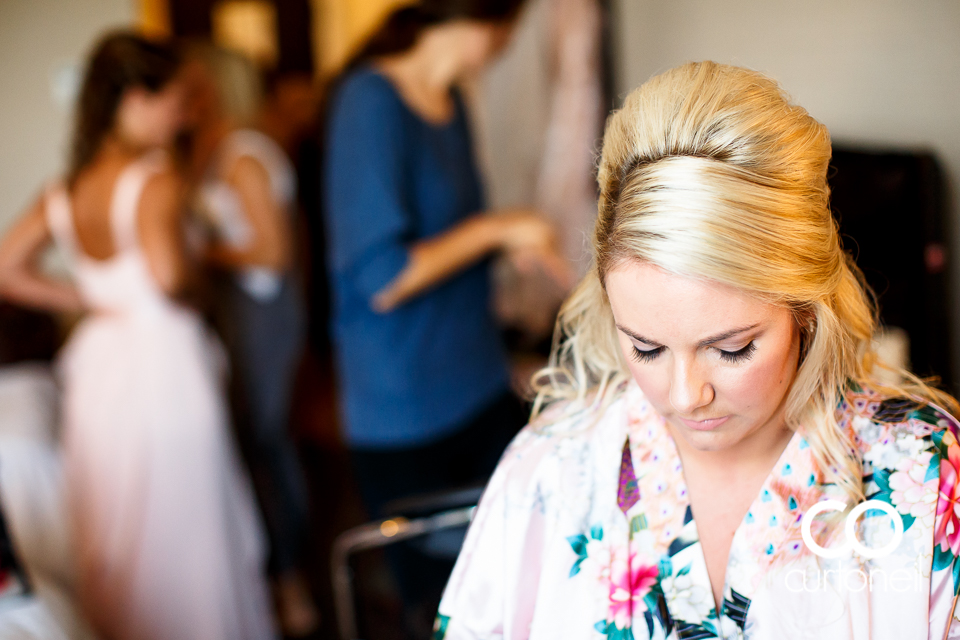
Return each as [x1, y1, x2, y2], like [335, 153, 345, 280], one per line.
[331, 503, 477, 640]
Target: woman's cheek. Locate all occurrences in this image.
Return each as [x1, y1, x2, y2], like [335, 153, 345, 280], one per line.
[722, 351, 791, 416]
[625, 359, 672, 411]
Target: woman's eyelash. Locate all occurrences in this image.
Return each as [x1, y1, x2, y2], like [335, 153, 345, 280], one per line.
[631, 346, 664, 363]
[630, 342, 757, 364]
[718, 342, 756, 363]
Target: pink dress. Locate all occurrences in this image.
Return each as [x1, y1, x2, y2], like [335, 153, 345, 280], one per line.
[44, 153, 276, 640]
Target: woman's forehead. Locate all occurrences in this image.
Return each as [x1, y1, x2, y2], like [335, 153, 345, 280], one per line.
[605, 262, 788, 342]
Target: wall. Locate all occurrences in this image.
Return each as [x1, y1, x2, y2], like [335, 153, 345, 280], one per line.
[0, 0, 135, 233]
[611, 0, 960, 382]
[310, 0, 408, 78]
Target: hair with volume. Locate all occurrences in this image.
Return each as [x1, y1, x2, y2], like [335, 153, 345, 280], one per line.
[533, 61, 958, 509]
[68, 32, 180, 185]
[184, 42, 263, 127]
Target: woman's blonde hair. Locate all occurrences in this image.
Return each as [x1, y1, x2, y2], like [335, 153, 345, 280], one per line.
[187, 42, 262, 126]
[534, 61, 957, 506]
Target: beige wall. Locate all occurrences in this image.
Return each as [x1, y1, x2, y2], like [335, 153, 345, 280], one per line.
[0, 0, 135, 233]
[310, 0, 411, 78]
[611, 0, 960, 380]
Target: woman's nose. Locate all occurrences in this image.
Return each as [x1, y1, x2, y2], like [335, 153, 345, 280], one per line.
[669, 358, 714, 415]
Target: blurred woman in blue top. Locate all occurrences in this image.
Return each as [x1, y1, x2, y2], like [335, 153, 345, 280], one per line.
[323, 0, 568, 624]
[324, 0, 567, 474]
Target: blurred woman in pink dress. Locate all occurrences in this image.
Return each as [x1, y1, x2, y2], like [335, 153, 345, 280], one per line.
[0, 32, 276, 640]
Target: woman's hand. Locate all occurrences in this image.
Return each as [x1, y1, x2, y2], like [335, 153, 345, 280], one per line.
[492, 210, 575, 291]
[373, 209, 574, 313]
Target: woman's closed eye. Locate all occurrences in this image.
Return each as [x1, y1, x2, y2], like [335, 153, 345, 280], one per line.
[631, 345, 664, 364]
[630, 341, 757, 364]
[717, 341, 756, 364]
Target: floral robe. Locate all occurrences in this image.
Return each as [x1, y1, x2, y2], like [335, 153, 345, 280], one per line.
[435, 381, 960, 639]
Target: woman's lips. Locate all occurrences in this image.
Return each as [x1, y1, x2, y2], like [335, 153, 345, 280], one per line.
[678, 415, 730, 431]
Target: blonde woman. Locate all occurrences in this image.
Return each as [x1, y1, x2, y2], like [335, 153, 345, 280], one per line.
[182, 46, 317, 634]
[435, 62, 960, 639]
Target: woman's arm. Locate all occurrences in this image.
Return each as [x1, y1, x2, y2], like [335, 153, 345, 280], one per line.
[0, 197, 84, 313]
[205, 155, 291, 272]
[139, 170, 192, 296]
[373, 209, 572, 313]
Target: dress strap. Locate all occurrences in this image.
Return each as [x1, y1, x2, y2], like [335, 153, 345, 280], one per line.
[109, 151, 169, 254]
[219, 129, 295, 205]
[43, 181, 78, 261]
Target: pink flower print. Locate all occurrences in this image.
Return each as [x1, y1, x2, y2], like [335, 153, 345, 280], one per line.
[936, 431, 960, 555]
[607, 547, 659, 629]
[889, 451, 937, 527]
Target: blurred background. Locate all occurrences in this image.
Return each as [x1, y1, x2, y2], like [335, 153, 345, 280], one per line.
[0, 1, 958, 639]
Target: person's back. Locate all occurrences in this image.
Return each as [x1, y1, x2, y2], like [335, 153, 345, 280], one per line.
[47, 151, 182, 317]
[49, 149, 273, 637]
[0, 32, 277, 640]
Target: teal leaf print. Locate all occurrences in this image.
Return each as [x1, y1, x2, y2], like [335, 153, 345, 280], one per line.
[935, 543, 956, 572]
[657, 557, 673, 582]
[591, 524, 604, 541]
[937, 532, 960, 595]
[593, 620, 635, 640]
[933, 428, 946, 450]
[630, 514, 648, 534]
[567, 533, 590, 577]
[925, 454, 941, 483]
[700, 614, 722, 637]
[568, 533, 588, 557]
[954, 556, 960, 596]
[432, 614, 450, 640]
[870, 468, 917, 533]
[873, 468, 892, 494]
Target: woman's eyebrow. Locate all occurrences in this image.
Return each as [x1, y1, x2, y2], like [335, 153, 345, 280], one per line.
[615, 324, 661, 346]
[615, 323, 760, 347]
[699, 323, 760, 346]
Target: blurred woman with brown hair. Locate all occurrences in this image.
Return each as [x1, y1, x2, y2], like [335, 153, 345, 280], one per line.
[323, 0, 571, 631]
[0, 32, 275, 639]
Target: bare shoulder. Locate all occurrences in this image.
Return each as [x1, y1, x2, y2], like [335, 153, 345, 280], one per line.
[227, 153, 269, 184]
[138, 167, 185, 226]
[142, 166, 183, 202]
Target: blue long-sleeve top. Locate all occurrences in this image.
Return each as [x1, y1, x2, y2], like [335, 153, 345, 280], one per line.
[323, 66, 511, 449]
